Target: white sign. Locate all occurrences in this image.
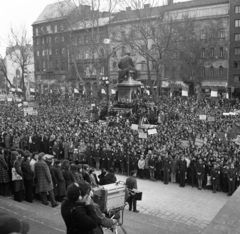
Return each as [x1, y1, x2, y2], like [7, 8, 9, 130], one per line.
[131, 124, 138, 130]
[199, 115, 206, 120]
[182, 90, 188, 97]
[139, 132, 147, 139]
[18, 104, 22, 107]
[23, 101, 28, 106]
[211, 91, 218, 97]
[148, 129, 157, 135]
[7, 98, 12, 102]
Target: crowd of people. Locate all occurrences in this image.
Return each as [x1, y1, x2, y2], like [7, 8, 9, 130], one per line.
[0, 93, 240, 207]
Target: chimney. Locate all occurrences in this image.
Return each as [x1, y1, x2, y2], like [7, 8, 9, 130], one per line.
[144, 4, 150, 8]
[126, 7, 131, 11]
[167, 0, 174, 5]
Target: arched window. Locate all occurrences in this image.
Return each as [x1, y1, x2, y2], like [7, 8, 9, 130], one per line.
[112, 62, 117, 70]
[85, 51, 89, 59]
[100, 66, 104, 75]
[219, 66, 224, 77]
[85, 66, 90, 77]
[92, 66, 96, 75]
[210, 66, 214, 77]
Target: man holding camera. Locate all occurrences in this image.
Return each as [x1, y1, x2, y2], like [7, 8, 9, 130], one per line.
[126, 170, 139, 213]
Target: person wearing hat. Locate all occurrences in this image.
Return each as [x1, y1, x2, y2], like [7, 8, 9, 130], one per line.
[21, 151, 34, 203]
[211, 162, 220, 193]
[0, 212, 30, 234]
[61, 183, 98, 234]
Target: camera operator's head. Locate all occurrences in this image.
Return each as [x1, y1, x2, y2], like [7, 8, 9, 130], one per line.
[66, 183, 81, 202]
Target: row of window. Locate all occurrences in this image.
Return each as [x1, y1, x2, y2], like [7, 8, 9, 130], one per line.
[201, 66, 224, 77]
[36, 36, 65, 45]
[236, 6, 240, 14]
[201, 47, 224, 58]
[36, 48, 66, 56]
[234, 75, 240, 82]
[235, 19, 240, 27]
[35, 24, 64, 36]
[36, 59, 66, 71]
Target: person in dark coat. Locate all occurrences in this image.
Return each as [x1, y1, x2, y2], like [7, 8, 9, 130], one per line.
[61, 183, 98, 234]
[103, 168, 117, 185]
[11, 151, 25, 202]
[62, 160, 76, 189]
[0, 147, 10, 196]
[35, 153, 58, 207]
[98, 168, 107, 185]
[196, 159, 205, 190]
[21, 151, 34, 203]
[46, 160, 58, 198]
[211, 163, 220, 193]
[82, 165, 91, 184]
[177, 156, 187, 187]
[53, 160, 66, 202]
[126, 170, 139, 213]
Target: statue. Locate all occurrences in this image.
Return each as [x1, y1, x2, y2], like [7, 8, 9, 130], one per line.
[118, 52, 137, 83]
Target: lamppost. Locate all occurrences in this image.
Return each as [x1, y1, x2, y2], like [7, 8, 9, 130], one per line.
[100, 76, 110, 102]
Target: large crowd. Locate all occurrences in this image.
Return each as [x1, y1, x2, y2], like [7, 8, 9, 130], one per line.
[0, 92, 240, 208]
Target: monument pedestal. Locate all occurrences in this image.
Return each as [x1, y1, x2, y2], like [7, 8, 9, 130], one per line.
[117, 75, 142, 102]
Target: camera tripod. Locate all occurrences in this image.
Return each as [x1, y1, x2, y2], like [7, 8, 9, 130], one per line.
[105, 204, 128, 234]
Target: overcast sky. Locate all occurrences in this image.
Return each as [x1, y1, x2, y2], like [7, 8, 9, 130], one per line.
[0, 0, 190, 57]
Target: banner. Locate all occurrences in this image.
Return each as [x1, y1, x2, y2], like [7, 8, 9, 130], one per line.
[131, 124, 138, 130]
[182, 90, 188, 97]
[7, 98, 12, 102]
[148, 129, 157, 135]
[139, 132, 147, 139]
[211, 91, 218, 97]
[208, 116, 215, 122]
[199, 115, 206, 120]
[18, 104, 22, 107]
[195, 138, 204, 147]
[23, 101, 28, 106]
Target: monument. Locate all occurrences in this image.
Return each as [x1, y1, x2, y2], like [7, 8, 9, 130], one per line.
[117, 53, 142, 102]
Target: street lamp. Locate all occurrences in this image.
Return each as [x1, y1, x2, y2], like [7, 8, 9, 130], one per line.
[100, 76, 110, 101]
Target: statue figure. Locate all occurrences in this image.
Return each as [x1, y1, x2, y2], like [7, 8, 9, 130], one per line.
[118, 52, 137, 83]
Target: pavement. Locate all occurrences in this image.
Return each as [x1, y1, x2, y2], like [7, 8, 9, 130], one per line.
[0, 173, 229, 234]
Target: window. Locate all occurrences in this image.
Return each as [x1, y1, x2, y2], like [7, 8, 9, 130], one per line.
[61, 36, 65, 42]
[92, 66, 96, 75]
[235, 6, 240, 14]
[234, 61, 240, 68]
[210, 66, 214, 77]
[78, 37, 82, 45]
[201, 48, 205, 58]
[55, 37, 59, 43]
[49, 49, 52, 55]
[235, 34, 240, 41]
[235, 20, 240, 27]
[200, 32, 206, 40]
[112, 47, 117, 57]
[55, 49, 59, 55]
[61, 60, 66, 70]
[100, 66, 104, 75]
[72, 37, 77, 46]
[42, 50, 45, 56]
[54, 25, 58, 33]
[42, 61, 46, 70]
[35, 28, 39, 36]
[219, 47, 224, 58]
[234, 75, 240, 82]
[219, 66, 224, 77]
[37, 50, 40, 56]
[60, 24, 64, 31]
[49, 60, 53, 69]
[36, 38, 40, 45]
[209, 31, 215, 39]
[46, 25, 51, 33]
[36, 60, 40, 71]
[62, 48, 66, 55]
[84, 36, 89, 44]
[235, 48, 240, 55]
[42, 38, 45, 45]
[121, 31, 126, 39]
[152, 62, 157, 70]
[210, 47, 214, 58]
[85, 51, 89, 59]
[141, 61, 146, 71]
[49, 36, 52, 43]
[201, 67, 205, 77]
[55, 60, 59, 70]
[85, 66, 90, 76]
[218, 29, 225, 38]
[45, 49, 48, 56]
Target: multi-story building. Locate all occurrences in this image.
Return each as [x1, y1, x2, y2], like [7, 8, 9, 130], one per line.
[32, 0, 240, 96]
[229, 0, 240, 95]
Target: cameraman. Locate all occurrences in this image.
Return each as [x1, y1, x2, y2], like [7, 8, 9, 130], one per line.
[61, 183, 98, 234]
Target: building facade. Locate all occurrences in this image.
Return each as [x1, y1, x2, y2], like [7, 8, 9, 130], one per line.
[33, 0, 240, 96]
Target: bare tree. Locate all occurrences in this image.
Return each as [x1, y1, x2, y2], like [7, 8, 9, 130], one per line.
[0, 55, 14, 87]
[7, 26, 33, 97]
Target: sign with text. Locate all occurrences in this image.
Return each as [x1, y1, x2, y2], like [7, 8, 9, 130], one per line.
[139, 132, 147, 139]
[208, 116, 215, 122]
[131, 124, 138, 130]
[195, 138, 204, 147]
[199, 115, 207, 120]
[148, 129, 157, 135]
